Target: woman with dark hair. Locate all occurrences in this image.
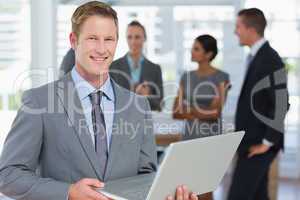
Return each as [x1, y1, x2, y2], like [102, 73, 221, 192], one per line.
[173, 34, 230, 140]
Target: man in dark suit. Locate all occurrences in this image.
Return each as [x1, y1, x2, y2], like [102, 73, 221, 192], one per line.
[110, 21, 164, 111]
[227, 8, 289, 200]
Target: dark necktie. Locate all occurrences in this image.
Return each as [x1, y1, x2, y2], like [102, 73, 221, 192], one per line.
[89, 91, 108, 175]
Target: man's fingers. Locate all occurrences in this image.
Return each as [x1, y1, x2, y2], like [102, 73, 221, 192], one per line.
[176, 186, 183, 200]
[82, 178, 104, 188]
[249, 145, 258, 152]
[248, 149, 260, 158]
[166, 195, 173, 200]
[190, 192, 198, 200]
[167, 186, 197, 200]
[248, 151, 255, 158]
[182, 185, 189, 200]
[86, 187, 109, 200]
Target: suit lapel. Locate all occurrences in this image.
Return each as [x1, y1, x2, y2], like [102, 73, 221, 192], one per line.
[238, 42, 269, 101]
[121, 55, 131, 79]
[104, 80, 128, 180]
[56, 73, 105, 180]
[239, 60, 255, 98]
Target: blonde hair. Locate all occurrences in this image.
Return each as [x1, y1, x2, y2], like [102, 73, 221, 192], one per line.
[71, 1, 118, 37]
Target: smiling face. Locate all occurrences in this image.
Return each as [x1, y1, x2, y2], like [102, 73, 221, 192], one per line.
[126, 25, 145, 56]
[70, 15, 118, 81]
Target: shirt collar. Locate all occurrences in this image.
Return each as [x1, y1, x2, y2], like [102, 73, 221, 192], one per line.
[126, 53, 144, 69]
[249, 37, 267, 57]
[71, 66, 115, 102]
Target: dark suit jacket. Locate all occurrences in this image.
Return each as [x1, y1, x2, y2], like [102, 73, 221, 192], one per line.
[235, 42, 289, 155]
[110, 55, 164, 111]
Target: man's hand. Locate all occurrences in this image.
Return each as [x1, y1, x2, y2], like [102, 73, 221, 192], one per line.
[135, 82, 151, 96]
[68, 178, 111, 200]
[248, 144, 270, 158]
[165, 185, 198, 200]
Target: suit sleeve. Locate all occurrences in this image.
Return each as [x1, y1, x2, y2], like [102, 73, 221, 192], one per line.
[147, 65, 164, 111]
[0, 90, 71, 200]
[264, 62, 289, 145]
[138, 98, 158, 174]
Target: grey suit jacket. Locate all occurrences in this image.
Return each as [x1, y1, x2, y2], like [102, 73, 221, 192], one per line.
[110, 55, 164, 111]
[0, 73, 157, 200]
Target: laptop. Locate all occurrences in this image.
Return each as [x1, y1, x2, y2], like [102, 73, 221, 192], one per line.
[98, 131, 244, 200]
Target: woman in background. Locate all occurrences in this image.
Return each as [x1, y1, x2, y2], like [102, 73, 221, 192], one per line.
[173, 34, 230, 140]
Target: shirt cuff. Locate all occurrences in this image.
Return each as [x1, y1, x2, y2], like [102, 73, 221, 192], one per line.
[67, 184, 73, 200]
[263, 139, 274, 147]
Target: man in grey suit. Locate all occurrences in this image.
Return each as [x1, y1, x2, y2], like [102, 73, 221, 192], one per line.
[0, 1, 197, 200]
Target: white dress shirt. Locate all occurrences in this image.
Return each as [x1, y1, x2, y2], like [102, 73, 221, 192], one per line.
[71, 67, 115, 151]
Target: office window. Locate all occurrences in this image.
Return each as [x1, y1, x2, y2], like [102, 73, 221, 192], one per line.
[174, 6, 233, 73]
[0, 0, 30, 110]
[113, 6, 161, 60]
[0, 96, 2, 110]
[0, 0, 30, 166]
[57, 4, 76, 67]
